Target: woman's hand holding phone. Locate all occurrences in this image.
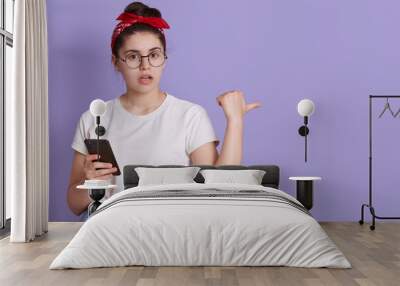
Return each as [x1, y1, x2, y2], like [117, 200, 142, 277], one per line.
[83, 154, 118, 180]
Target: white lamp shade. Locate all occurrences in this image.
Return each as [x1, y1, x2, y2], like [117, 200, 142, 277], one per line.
[90, 99, 106, 116]
[297, 99, 315, 116]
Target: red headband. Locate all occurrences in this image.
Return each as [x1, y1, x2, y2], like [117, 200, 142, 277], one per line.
[111, 12, 170, 50]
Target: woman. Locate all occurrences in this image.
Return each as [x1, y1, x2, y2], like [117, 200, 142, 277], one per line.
[67, 2, 261, 217]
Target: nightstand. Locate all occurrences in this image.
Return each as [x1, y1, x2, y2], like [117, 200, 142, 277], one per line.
[289, 176, 322, 210]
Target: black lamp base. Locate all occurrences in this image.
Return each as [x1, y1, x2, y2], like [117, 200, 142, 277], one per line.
[95, 125, 106, 136]
[88, 189, 106, 216]
[298, 126, 309, 136]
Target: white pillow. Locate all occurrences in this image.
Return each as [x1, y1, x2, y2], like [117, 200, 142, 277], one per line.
[200, 169, 266, 185]
[135, 167, 201, 186]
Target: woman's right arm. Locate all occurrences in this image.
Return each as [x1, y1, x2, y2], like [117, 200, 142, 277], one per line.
[67, 151, 117, 216]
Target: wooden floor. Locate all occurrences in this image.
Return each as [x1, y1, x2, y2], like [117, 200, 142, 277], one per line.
[0, 222, 399, 286]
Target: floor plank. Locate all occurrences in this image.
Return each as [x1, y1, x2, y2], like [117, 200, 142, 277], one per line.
[0, 222, 399, 286]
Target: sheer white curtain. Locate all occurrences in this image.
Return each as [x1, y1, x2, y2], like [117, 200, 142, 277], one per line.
[6, 0, 49, 242]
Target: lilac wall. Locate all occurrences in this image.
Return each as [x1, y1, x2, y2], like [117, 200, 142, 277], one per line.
[47, 0, 400, 221]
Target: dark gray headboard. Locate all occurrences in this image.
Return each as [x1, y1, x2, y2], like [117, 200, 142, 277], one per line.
[123, 165, 280, 190]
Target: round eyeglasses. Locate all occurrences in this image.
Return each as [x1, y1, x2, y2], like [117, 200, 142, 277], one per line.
[118, 50, 168, 69]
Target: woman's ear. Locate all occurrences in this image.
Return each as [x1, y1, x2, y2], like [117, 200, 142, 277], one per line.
[111, 55, 119, 72]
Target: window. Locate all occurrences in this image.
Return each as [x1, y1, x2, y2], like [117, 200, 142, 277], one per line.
[0, 0, 14, 235]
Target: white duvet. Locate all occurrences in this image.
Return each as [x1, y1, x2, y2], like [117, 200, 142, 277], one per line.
[50, 183, 351, 269]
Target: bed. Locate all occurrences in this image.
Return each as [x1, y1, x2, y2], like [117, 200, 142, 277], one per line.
[50, 165, 351, 269]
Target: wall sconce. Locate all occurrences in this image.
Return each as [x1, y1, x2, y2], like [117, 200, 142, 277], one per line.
[89, 99, 107, 161]
[297, 99, 315, 162]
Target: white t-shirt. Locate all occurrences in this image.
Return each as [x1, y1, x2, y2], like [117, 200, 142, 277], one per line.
[71, 93, 219, 193]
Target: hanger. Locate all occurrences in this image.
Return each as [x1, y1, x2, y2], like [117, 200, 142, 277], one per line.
[378, 97, 396, 118]
[394, 106, 400, 118]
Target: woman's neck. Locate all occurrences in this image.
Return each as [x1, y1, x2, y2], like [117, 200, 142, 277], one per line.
[120, 89, 166, 116]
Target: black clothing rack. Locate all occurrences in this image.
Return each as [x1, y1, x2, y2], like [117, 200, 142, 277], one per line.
[359, 95, 400, 230]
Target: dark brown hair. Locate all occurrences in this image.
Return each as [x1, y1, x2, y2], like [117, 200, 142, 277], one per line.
[112, 2, 167, 57]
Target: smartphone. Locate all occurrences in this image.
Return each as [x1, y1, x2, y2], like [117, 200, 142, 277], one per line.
[84, 139, 121, 176]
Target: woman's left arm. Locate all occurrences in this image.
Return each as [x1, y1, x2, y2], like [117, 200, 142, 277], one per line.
[190, 90, 261, 165]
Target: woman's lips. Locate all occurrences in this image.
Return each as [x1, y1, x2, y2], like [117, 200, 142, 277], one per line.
[138, 75, 153, 85]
